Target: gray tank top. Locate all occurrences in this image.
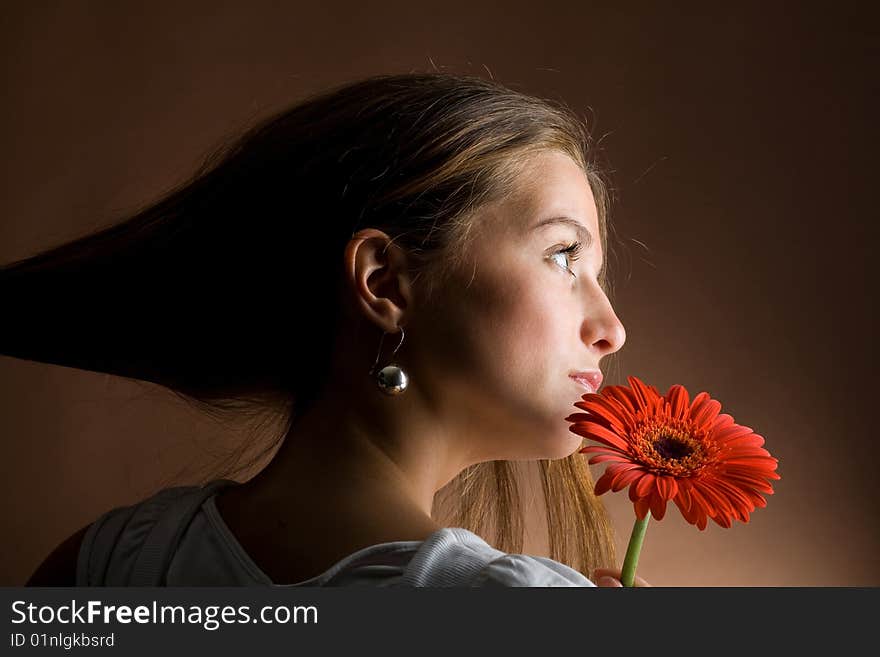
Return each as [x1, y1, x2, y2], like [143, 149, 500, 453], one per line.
[75, 479, 596, 587]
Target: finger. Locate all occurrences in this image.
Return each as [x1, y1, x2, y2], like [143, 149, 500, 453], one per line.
[596, 575, 622, 588]
[593, 568, 652, 587]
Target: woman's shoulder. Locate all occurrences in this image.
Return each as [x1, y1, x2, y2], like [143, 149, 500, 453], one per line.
[76, 479, 239, 586]
[72, 481, 597, 588]
[399, 527, 596, 587]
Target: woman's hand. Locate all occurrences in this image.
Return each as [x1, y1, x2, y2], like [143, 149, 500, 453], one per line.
[592, 567, 652, 587]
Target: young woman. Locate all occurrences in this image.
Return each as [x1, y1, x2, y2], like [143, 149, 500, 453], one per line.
[5, 72, 647, 587]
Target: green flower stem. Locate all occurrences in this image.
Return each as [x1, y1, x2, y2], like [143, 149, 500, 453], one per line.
[621, 515, 650, 587]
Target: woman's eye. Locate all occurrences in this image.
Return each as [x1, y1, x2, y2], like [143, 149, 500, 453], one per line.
[549, 241, 582, 278]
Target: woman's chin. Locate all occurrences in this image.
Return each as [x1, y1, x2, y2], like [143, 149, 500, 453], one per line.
[556, 439, 585, 460]
[488, 411, 585, 460]
[536, 431, 584, 461]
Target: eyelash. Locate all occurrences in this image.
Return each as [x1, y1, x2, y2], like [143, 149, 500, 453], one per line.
[549, 241, 583, 278]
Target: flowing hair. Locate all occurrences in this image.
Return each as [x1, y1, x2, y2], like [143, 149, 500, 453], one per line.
[1, 72, 620, 577]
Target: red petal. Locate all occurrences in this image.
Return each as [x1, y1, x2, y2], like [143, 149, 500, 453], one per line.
[712, 413, 736, 432]
[721, 456, 778, 468]
[673, 493, 699, 526]
[714, 424, 755, 442]
[666, 385, 690, 420]
[628, 375, 660, 412]
[602, 385, 638, 415]
[712, 477, 756, 513]
[712, 512, 733, 528]
[655, 474, 679, 500]
[634, 497, 650, 520]
[571, 397, 630, 433]
[750, 494, 768, 508]
[587, 453, 631, 465]
[721, 471, 777, 493]
[719, 435, 766, 449]
[676, 484, 693, 512]
[594, 471, 615, 496]
[690, 497, 710, 530]
[722, 445, 774, 457]
[629, 479, 644, 503]
[581, 448, 631, 462]
[693, 480, 735, 517]
[649, 492, 668, 520]
[690, 394, 722, 429]
[611, 467, 645, 492]
[569, 420, 632, 452]
[635, 472, 656, 498]
[687, 485, 713, 519]
[724, 458, 779, 470]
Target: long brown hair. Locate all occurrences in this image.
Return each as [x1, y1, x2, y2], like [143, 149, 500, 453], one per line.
[1, 72, 619, 578]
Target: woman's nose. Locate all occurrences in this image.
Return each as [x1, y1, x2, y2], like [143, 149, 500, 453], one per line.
[581, 304, 626, 358]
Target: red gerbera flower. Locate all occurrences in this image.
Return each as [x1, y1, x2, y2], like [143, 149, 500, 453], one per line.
[565, 375, 780, 530]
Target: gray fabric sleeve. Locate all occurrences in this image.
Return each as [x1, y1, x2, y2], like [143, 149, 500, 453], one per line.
[469, 554, 597, 587]
[75, 503, 140, 586]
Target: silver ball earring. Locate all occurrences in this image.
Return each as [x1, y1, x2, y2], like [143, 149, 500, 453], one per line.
[369, 327, 409, 396]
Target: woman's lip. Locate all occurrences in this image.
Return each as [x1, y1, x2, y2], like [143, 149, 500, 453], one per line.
[569, 371, 602, 393]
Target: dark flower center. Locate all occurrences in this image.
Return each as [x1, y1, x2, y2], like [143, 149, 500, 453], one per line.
[653, 435, 694, 461]
[632, 420, 711, 476]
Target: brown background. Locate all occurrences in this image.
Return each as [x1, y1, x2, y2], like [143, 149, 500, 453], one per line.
[1, 2, 876, 586]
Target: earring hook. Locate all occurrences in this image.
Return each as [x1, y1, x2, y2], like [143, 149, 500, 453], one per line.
[369, 327, 405, 376]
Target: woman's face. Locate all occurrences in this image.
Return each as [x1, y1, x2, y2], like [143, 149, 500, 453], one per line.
[410, 150, 627, 464]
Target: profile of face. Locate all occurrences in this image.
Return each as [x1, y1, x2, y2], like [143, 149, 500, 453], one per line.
[407, 150, 627, 464]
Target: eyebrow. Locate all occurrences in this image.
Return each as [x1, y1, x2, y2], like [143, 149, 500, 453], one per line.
[531, 215, 594, 247]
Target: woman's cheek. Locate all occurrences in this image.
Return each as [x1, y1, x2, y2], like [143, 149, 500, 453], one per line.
[498, 303, 561, 383]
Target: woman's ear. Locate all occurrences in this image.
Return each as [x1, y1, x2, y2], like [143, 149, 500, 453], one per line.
[343, 228, 414, 332]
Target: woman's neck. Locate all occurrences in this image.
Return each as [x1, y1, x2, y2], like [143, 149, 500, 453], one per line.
[212, 459, 444, 585]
